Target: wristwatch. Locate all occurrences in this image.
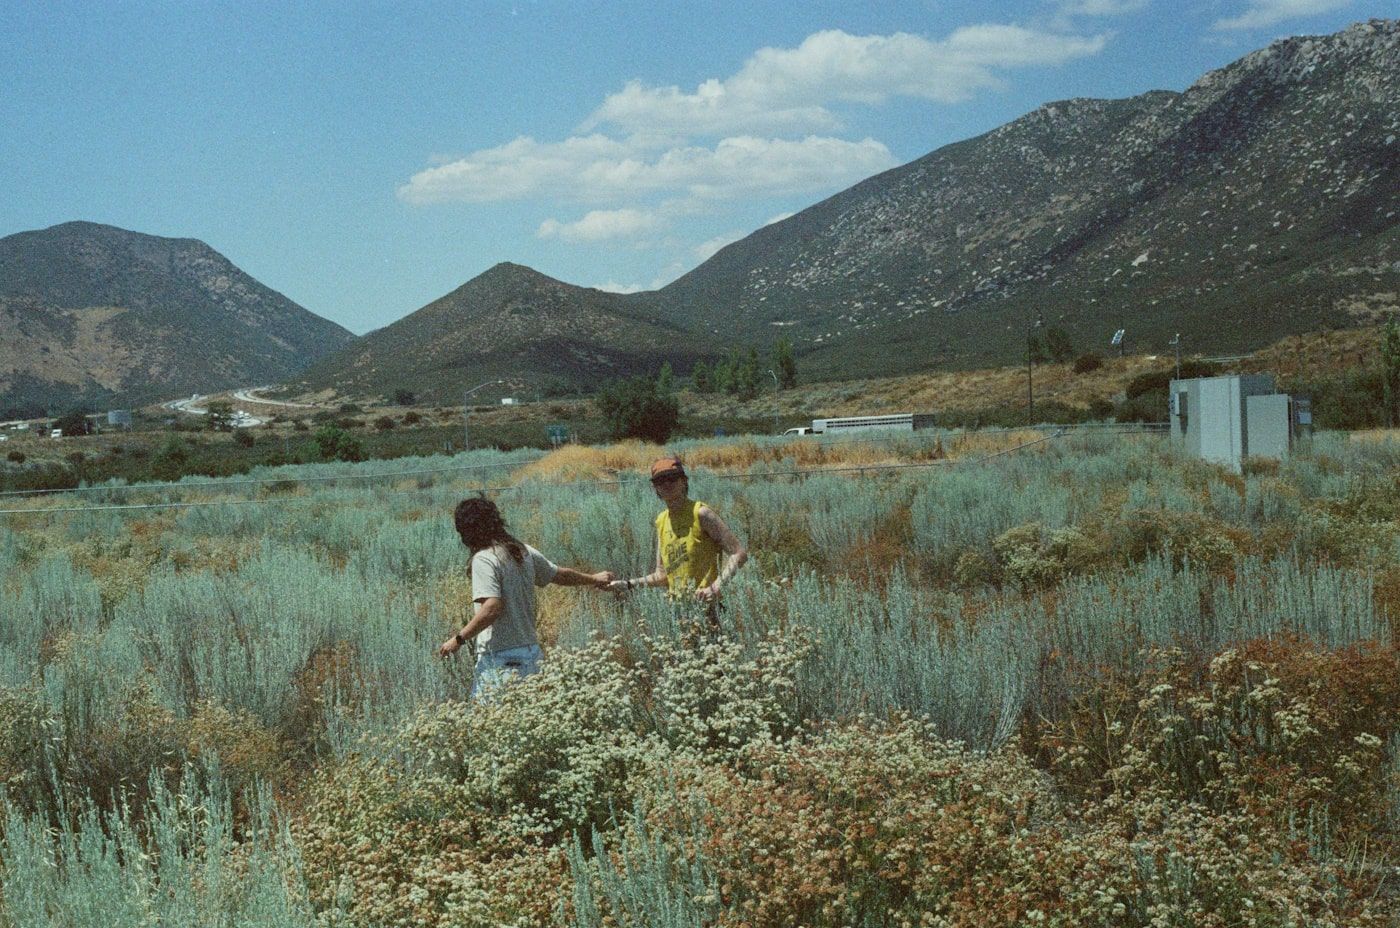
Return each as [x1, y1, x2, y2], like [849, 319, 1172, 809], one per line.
[455, 632, 468, 646]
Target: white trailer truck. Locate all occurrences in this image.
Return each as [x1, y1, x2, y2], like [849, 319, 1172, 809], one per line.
[786, 413, 936, 436]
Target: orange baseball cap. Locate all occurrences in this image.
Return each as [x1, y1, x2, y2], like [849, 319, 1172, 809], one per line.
[649, 456, 686, 480]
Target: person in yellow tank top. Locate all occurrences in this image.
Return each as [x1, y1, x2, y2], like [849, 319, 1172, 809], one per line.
[606, 456, 748, 606]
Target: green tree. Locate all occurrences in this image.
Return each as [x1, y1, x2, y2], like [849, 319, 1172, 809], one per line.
[1383, 318, 1400, 428]
[1027, 334, 1049, 365]
[393, 389, 417, 406]
[772, 338, 797, 389]
[596, 374, 679, 443]
[691, 360, 713, 394]
[713, 352, 737, 395]
[657, 362, 675, 395]
[314, 425, 365, 462]
[1045, 327, 1075, 363]
[206, 401, 235, 432]
[735, 347, 763, 400]
[51, 409, 93, 436]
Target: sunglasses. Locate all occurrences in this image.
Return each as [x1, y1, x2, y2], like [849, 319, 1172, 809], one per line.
[650, 473, 684, 486]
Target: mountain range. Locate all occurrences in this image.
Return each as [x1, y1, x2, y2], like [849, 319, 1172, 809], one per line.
[4, 19, 1397, 411]
[300, 18, 1399, 402]
[0, 222, 354, 414]
[639, 18, 1400, 379]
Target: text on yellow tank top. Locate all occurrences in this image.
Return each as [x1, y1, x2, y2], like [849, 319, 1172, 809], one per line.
[656, 499, 721, 595]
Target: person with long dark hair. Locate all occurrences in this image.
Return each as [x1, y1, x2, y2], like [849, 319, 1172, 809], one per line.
[439, 496, 613, 698]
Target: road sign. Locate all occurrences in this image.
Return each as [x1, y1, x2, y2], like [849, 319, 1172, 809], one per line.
[546, 424, 569, 446]
[1110, 328, 1125, 346]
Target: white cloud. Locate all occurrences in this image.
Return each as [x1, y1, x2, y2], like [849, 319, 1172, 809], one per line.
[1058, 0, 1148, 15]
[692, 232, 745, 262]
[399, 134, 896, 206]
[538, 208, 664, 243]
[398, 134, 631, 204]
[1213, 0, 1351, 30]
[592, 281, 646, 294]
[583, 27, 1107, 137]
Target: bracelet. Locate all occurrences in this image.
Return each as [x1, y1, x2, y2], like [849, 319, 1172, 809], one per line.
[455, 632, 468, 646]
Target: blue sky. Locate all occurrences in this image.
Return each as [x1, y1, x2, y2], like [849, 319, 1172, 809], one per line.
[2, 0, 1394, 335]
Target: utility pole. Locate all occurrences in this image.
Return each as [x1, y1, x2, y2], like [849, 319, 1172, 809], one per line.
[1027, 311, 1043, 425]
[1170, 332, 1181, 381]
[767, 369, 780, 434]
[462, 379, 505, 452]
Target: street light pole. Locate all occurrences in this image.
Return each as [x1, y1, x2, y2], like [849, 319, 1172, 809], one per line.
[462, 379, 505, 452]
[767, 369, 779, 434]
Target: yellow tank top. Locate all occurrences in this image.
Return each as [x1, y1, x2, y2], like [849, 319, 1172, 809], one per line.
[656, 500, 721, 595]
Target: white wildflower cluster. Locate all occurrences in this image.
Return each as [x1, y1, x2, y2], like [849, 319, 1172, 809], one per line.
[398, 638, 660, 840]
[644, 629, 815, 764]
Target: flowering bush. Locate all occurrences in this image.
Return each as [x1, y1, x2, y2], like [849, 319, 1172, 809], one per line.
[989, 521, 1104, 588]
[643, 630, 813, 764]
[1029, 639, 1400, 857]
[626, 717, 1388, 928]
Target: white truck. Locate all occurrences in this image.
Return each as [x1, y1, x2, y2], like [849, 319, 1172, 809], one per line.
[785, 413, 936, 436]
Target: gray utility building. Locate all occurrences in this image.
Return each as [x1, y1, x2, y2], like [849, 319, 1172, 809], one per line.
[1168, 374, 1309, 472]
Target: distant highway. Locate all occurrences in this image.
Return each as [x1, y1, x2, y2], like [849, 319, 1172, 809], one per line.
[159, 392, 264, 427]
[162, 394, 208, 415]
[232, 386, 318, 408]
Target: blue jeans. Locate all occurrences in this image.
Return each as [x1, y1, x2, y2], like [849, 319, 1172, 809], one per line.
[470, 643, 543, 701]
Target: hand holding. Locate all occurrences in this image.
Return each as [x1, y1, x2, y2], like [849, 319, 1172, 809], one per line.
[592, 570, 616, 589]
[605, 579, 631, 594]
[438, 635, 463, 658]
[695, 583, 720, 602]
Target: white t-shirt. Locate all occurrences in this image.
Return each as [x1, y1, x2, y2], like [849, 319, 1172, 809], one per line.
[470, 543, 557, 652]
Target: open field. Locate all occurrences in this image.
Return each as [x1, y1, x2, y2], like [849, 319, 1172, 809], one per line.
[3, 323, 1390, 495]
[1, 428, 1399, 926]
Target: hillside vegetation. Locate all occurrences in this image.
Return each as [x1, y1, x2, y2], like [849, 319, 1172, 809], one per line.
[0, 222, 355, 414]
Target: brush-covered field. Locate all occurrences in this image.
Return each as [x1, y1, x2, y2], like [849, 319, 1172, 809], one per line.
[1, 429, 1399, 927]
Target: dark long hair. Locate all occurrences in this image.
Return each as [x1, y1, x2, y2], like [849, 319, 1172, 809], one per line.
[453, 496, 526, 563]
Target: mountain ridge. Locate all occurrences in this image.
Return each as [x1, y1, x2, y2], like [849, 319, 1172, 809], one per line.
[0, 221, 356, 413]
[290, 260, 706, 403]
[639, 18, 1399, 377]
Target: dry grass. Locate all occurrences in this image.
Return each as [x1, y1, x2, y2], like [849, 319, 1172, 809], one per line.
[511, 441, 656, 482]
[1348, 428, 1400, 444]
[1243, 325, 1383, 380]
[680, 354, 1158, 421]
[685, 324, 1390, 423]
[512, 431, 1043, 484]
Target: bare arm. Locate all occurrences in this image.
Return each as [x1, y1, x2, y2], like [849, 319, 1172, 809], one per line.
[438, 596, 503, 657]
[605, 534, 667, 592]
[552, 566, 615, 587]
[695, 506, 747, 601]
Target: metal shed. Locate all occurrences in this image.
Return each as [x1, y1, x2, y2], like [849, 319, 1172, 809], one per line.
[1168, 373, 1301, 471]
